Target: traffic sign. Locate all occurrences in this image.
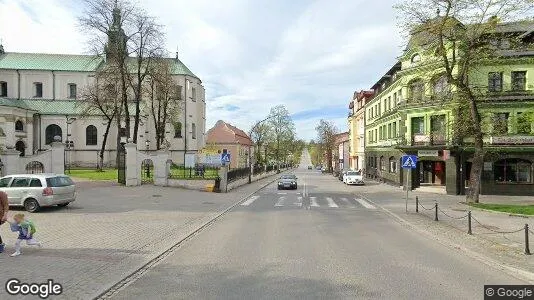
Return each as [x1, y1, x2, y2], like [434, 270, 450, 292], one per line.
[401, 155, 418, 169]
[221, 153, 231, 163]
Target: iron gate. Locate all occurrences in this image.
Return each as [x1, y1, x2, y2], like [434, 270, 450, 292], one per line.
[26, 161, 44, 174]
[141, 159, 154, 184]
[117, 143, 126, 185]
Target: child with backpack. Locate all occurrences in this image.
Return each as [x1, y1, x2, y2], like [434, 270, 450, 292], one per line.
[8, 213, 41, 257]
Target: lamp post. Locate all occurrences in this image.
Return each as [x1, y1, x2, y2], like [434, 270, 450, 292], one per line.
[65, 116, 76, 173]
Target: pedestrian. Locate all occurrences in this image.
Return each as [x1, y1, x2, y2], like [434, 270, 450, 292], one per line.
[8, 213, 41, 257]
[0, 190, 8, 253]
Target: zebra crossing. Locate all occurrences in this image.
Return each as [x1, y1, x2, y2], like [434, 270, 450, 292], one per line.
[240, 194, 376, 210]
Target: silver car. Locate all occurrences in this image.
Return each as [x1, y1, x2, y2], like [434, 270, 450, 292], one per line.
[0, 174, 76, 212]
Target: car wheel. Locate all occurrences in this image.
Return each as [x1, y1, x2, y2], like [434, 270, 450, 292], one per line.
[24, 198, 40, 213]
[57, 202, 70, 207]
[294, 185, 298, 189]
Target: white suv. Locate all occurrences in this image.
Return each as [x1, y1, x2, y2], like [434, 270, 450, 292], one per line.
[0, 174, 76, 212]
[343, 171, 364, 185]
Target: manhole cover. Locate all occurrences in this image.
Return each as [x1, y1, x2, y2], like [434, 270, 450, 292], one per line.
[152, 194, 162, 197]
[203, 202, 215, 205]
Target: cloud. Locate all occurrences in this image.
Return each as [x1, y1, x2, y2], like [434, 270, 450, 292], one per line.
[0, 0, 403, 140]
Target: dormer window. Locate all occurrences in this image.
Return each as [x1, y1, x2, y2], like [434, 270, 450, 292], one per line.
[411, 54, 421, 63]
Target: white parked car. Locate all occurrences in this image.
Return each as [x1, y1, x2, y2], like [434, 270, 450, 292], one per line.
[0, 174, 76, 212]
[343, 170, 364, 185]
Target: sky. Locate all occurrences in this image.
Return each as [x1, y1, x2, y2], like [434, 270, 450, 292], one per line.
[0, 0, 404, 141]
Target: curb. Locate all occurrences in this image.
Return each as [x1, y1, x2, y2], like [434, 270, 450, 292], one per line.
[93, 171, 282, 299]
[360, 195, 534, 284]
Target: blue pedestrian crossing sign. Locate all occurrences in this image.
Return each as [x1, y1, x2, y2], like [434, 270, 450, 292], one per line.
[221, 153, 231, 163]
[401, 155, 418, 169]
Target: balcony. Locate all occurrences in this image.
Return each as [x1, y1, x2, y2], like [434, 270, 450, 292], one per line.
[411, 132, 448, 146]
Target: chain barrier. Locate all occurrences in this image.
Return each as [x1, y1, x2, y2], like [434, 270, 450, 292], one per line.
[437, 207, 469, 220]
[418, 202, 435, 211]
[471, 216, 524, 234]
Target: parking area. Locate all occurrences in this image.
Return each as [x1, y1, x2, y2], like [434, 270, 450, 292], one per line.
[0, 179, 267, 299]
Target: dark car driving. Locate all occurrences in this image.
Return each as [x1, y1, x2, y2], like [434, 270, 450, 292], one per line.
[277, 174, 298, 190]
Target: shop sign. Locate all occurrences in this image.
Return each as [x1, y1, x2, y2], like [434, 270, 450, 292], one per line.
[491, 136, 534, 145]
[418, 150, 439, 157]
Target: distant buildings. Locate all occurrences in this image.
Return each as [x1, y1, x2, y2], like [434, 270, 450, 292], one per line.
[333, 132, 349, 171]
[206, 120, 253, 169]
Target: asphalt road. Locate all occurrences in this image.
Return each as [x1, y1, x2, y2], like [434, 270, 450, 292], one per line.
[112, 151, 526, 300]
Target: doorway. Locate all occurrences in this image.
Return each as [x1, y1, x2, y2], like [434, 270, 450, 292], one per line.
[418, 161, 445, 185]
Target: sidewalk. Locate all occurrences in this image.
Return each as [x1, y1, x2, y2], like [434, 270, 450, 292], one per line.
[0, 173, 279, 300]
[357, 181, 534, 281]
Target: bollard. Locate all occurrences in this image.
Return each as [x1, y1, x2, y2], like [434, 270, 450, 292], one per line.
[467, 211, 472, 235]
[434, 202, 438, 221]
[416, 196, 419, 213]
[525, 224, 531, 255]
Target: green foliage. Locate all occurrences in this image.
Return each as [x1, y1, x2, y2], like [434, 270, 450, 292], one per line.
[468, 203, 534, 216]
[68, 169, 118, 180]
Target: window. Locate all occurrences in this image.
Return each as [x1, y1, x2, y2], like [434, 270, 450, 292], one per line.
[380, 156, 386, 171]
[411, 54, 421, 63]
[15, 140, 25, 157]
[389, 157, 397, 173]
[34, 82, 43, 98]
[191, 87, 197, 101]
[409, 80, 424, 102]
[392, 122, 397, 138]
[174, 122, 182, 138]
[29, 179, 42, 187]
[388, 124, 392, 139]
[517, 112, 532, 134]
[86, 125, 97, 145]
[378, 103, 381, 116]
[488, 72, 502, 92]
[12, 178, 30, 187]
[15, 120, 24, 132]
[0, 177, 12, 187]
[433, 75, 449, 98]
[45, 124, 62, 144]
[494, 159, 532, 183]
[68, 83, 77, 99]
[46, 176, 74, 187]
[177, 85, 183, 100]
[493, 113, 509, 135]
[393, 93, 397, 105]
[191, 123, 196, 139]
[511, 71, 527, 91]
[0, 81, 7, 97]
[411, 117, 425, 134]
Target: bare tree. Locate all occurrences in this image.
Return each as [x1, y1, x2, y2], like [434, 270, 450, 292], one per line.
[79, 67, 121, 170]
[146, 60, 181, 150]
[315, 120, 338, 173]
[396, 0, 533, 202]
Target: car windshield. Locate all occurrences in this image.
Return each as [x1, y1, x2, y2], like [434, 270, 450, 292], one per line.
[347, 171, 361, 176]
[280, 175, 296, 179]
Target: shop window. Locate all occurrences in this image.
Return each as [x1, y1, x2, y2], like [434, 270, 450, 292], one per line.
[389, 157, 397, 173]
[494, 159, 532, 183]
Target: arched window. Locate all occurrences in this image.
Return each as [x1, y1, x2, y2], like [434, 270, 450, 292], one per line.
[45, 124, 62, 144]
[411, 54, 421, 63]
[15, 140, 25, 157]
[409, 79, 424, 102]
[494, 159, 532, 183]
[389, 156, 397, 173]
[86, 125, 97, 145]
[15, 120, 24, 132]
[380, 156, 386, 171]
[433, 74, 449, 97]
[174, 122, 182, 138]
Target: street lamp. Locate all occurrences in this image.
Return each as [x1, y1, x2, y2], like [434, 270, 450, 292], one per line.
[65, 116, 76, 173]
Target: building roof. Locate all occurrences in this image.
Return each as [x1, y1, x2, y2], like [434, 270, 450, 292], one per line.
[0, 52, 200, 79]
[0, 98, 136, 116]
[206, 120, 252, 146]
[334, 132, 349, 144]
[0, 52, 104, 72]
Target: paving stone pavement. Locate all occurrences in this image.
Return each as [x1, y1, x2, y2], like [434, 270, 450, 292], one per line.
[0, 175, 279, 300]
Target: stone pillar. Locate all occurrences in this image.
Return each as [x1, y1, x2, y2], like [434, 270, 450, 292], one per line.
[125, 143, 139, 186]
[219, 165, 228, 193]
[50, 141, 65, 174]
[154, 150, 170, 186]
[1, 147, 21, 176]
[446, 154, 460, 195]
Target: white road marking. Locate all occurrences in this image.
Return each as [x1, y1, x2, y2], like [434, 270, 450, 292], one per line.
[241, 195, 259, 206]
[340, 197, 355, 208]
[277, 192, 287, 195]
[310, 197, 319, 207]
[355, 197, 376, 209]
[294, 196, 303, 207]
[275, 196, 286, 207]
[326, 197, 339, 208]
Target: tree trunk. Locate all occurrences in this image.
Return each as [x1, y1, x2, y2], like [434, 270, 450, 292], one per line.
[462, 87, 484, 203]
[120, 66, 130, 139]
[99, 118, 113, 171]
[133, 86, 141, 144]
[115, 115, 121, 168]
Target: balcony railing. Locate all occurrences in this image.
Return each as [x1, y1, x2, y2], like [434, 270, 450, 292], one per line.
[411, 132, 448, 146]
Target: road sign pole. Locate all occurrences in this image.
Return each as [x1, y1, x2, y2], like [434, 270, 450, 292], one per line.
[405, 169, 409, 213]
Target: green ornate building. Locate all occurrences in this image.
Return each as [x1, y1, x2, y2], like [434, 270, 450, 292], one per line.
[364, 21, 534, 195]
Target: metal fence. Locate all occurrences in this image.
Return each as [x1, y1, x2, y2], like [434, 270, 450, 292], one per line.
[169, 164, 220, 179]
[227, 167, 250, 183]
